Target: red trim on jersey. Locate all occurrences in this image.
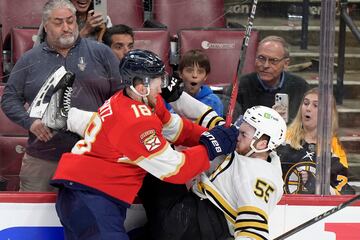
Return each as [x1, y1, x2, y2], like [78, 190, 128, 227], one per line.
[279, 194, 360, 206]
[0, 192, 56, 203]
[0, 193, 358, 206]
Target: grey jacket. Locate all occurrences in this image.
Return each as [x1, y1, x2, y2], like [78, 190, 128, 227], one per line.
[1, 37, 122, 161]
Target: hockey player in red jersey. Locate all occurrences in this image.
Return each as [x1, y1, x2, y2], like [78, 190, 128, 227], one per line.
[51, 49, 238, 240]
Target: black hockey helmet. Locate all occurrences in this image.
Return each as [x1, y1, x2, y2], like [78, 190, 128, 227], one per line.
[119, 49, 168, 88]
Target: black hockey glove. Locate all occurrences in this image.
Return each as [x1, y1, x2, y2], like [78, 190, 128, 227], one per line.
[161, 73, 184, 103]
[199, 125, 239, 161]
[301, 171, 316, 194]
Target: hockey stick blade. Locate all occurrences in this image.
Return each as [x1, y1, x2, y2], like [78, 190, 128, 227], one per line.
[274, 194, 360, 240]
[225, 0, 258, 126]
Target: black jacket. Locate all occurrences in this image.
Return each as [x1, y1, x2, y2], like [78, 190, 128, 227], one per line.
[235, 71, 309, 123]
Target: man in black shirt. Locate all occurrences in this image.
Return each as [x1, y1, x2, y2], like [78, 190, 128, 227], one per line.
[234, 35, 309, 123]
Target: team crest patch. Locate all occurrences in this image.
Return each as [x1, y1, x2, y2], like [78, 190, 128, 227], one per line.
[284, 161, 317, 194]
[140, 129, 161, 152]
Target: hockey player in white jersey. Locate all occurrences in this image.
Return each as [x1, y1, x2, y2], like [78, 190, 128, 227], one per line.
[132, 76, 284, 240]
[138, 104, 286, 240]
[44, 70, 286, 240]
[192, 105, 285, 239]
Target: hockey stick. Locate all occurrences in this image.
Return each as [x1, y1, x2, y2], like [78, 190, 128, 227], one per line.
[274, 194, 360, 240]
[225, 0, 258, 126]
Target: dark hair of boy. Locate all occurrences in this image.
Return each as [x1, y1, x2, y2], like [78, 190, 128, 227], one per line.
[179, 49, 211, 74]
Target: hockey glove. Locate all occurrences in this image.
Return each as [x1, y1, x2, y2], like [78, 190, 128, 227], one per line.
[161, 73, 184, 103]
[300, 171, 316, 194]
[199, 125, 239, 161]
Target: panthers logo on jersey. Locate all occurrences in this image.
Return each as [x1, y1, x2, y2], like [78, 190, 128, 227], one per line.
[140, 129, 161, 152]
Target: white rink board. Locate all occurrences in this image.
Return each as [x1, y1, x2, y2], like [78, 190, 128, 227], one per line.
[0, 194, 359, 240]
[270, 204, 360, 239]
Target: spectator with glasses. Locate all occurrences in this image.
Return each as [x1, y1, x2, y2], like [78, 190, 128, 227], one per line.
[233, 35, 309, 123]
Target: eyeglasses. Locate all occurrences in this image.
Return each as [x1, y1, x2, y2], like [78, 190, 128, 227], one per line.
[256, 55, 288, 65]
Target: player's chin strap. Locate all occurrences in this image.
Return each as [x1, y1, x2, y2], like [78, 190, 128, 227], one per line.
[245, 149, 255, 157]
[130, 85, 150, 105]
[245, 138, 271, 157]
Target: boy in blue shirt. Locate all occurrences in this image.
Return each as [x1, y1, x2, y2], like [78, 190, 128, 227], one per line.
[168, 49, 224, 116]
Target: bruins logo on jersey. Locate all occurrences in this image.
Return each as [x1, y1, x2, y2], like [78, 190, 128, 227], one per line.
[284, 161, 316, 194]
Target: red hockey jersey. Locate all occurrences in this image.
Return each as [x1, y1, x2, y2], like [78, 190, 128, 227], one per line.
[53, 91, 210, 203]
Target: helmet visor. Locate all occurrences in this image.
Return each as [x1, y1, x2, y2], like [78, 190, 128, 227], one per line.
[143, 72, 169, 89]
[234, 115, 244, 129]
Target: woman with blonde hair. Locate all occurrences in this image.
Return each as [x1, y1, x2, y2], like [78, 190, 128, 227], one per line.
[277, 87, 354, 195]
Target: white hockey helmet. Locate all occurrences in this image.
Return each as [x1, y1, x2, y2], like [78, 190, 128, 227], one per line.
[243, 105, 287, 153]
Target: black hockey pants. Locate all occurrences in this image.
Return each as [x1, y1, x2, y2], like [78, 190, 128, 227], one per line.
[137, 174, 232, 240]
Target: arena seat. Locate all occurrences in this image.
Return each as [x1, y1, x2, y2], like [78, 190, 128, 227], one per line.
[10, 27, 172, 70]
[0, 0, 45, 45]
[0, 85, 28, 136]
[11, 27, 39, 65]
[0, 0, 145, 40]
[0, 136, 27, 191]
[133, 28, 171, 73]
[151, 0, 226, 37]
[108, 0, 144, 28]
[178, 28, 259, 87]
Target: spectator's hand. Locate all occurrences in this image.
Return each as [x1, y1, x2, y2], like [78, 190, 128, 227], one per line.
[300, 170, 316, 193]
[30, 119, 53, 142]
[161, 73, 184, 103]
[80, 10, 105, 37]
[272, 103, 288, 123]
[199, 125, 239, 161]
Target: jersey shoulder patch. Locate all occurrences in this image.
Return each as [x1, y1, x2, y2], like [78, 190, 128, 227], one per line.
[140, 129, 161, 152]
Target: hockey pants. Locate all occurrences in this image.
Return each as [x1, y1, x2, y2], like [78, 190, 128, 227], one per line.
[56, 186, 129, 240]
[138, 174, 232, 240]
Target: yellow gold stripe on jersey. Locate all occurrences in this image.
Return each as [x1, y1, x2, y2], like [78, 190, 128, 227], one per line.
[209, 154, 234, 181]
[236, 230, 267, 240]
[224, 214, 235, 225]
[332, 137, 348, 167]
[235, 217, 268, 230]
[162, 113, 183, 143]
[332, 187, 341, 195]
[199, 181, 237, 221]
[206, 116, 225, 129]
[234, 206, 268, 239]
[237, 206, 268, 222]
[117, 157, 133, 164]
[194, 181, 206, 195]
[196, 108, 225, 129]
[136, 141, 185, 180]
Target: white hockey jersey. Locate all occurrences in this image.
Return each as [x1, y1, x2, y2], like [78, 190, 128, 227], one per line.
[193, 151, 284, 240]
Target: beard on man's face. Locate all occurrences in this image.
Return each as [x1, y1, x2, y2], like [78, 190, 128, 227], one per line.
[56, 28, 79, 48]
